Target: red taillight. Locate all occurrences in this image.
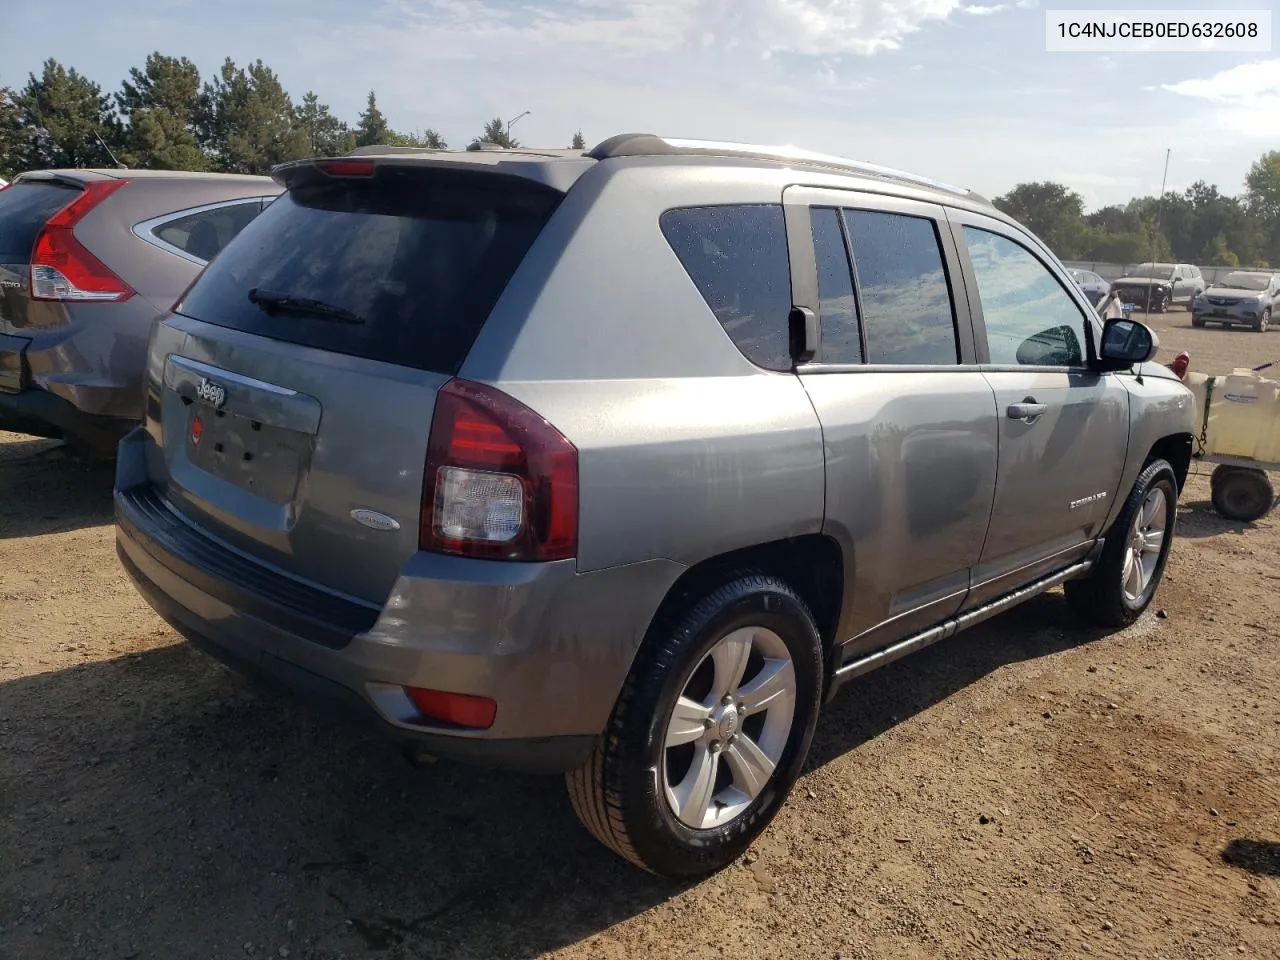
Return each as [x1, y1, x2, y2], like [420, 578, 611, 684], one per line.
[30, 179, 134, 302]
[405, 687, 497, 729]
[315, 158, 375, 177]
[420, 379, 578, 562]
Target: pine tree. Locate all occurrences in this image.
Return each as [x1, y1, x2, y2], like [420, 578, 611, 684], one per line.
[570, 130, 585, 150]
[295, 91, 353, 157]
[116, 52, 205, 170]
[13, 59, 122, 170]
[196, 58, 309, 173]
[473, 116, 517, 149]
[355, 91, 389, 147]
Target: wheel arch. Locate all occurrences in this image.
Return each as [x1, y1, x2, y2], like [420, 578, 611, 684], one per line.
[1145, 433, 1193, 493]
[642, 535, 846, 657]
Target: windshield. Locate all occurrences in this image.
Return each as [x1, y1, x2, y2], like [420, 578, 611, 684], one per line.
[1218, 272, 1271, 291]
[1123, 264, 1175, 280]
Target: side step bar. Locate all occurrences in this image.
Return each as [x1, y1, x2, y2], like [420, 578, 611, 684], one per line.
[829, 560, 1094, 693]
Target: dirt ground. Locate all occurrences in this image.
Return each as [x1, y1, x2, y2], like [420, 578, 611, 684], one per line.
[2, 309, 1279, 960]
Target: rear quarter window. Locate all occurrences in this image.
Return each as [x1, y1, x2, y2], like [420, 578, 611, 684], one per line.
[659, 204, 793, 371]
[0, 182, 78, 262]
[175, 170, 561, 375]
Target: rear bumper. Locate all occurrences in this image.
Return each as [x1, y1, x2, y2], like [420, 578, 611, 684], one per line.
[113, 429, 684, 773]
[0, 383, 134, 450]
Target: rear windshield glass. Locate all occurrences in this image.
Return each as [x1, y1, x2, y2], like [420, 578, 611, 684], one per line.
[0, 182, 78, 262]
[176, 169, 562, 374]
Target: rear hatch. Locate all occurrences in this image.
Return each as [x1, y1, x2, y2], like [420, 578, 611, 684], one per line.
[144, 159, 565, 605]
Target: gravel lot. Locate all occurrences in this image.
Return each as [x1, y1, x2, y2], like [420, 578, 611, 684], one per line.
[2, 309, 1279, 960]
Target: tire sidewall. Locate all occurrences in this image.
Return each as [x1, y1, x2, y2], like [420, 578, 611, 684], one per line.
[627, 581, 822, 874]
[1115, 464, 1178, 615]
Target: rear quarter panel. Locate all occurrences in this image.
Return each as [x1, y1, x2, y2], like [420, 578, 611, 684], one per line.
[462, 159, 827, 574]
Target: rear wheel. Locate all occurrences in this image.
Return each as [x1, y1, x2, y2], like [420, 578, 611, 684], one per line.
[1065, 459, 1177, 628]
[567, 574, 823, 877]
[1211, 466, 1275, 522]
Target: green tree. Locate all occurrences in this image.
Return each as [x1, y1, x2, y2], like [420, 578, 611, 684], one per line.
[295, 91, 354, 156]
[0, 86, 21, 179]
[197, 58, 308, 173]
[116, 52, 206, 170]
[570, 130, 585, 150]
[1245, 150, 1280, 267]
[355, 91, 389, 147]
[1202, 232, 1239, 266]
[992, 181, 1087, 257]
[388, 128, 447, 149]
[13, 59, 122, 170]
[472, 116, 518, 149]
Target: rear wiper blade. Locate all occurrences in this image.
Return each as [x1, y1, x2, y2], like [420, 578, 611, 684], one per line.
[248, 288, 366, 325]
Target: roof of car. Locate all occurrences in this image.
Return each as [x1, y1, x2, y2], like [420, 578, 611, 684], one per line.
[341, 133, 992, 206]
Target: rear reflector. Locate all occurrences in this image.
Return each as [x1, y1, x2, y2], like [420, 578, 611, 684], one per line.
[30, 179, 134, 302]
[405, 687, 497, 729]
[421, 379, 578, 562]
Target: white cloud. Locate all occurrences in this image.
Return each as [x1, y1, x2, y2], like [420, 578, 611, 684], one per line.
[377, 0, 976, 58]
[960, 4, 1009, 16]
[1161, 59, 1280, 138]
[1161, 58, 1280, 106]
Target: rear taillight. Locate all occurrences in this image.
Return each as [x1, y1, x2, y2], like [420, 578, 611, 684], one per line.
[30, 180, 134, 302]
[420, 379, 578, 562]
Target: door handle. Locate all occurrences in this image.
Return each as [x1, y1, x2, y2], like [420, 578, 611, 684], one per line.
[1007, 399, 1048, 421]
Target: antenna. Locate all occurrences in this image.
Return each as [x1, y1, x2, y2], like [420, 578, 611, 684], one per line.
[93, 129, 127, 170]
[1150, 148, 1171, 262]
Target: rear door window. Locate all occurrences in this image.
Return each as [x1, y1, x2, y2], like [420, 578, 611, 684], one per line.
[809, 207, 861, 363]
[151, 200, 264, 263]
[0, 182, 78, 263]
[660, 204, 793, 371]
[176, 171, 561, 375]
[843, 209, 959, 365]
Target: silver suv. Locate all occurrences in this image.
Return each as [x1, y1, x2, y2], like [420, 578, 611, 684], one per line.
[114, 135, 1196, 876]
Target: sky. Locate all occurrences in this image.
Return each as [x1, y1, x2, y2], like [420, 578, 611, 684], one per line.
[1, 0, 1276, 210]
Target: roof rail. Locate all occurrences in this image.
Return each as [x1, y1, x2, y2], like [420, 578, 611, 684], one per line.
[588, 133, 984, 201]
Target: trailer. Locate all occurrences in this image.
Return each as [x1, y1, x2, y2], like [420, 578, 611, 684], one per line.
[1182, 361, 1279, 522]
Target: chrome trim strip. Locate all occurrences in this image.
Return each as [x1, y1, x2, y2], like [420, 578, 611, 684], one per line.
[132, 196, 273, 266]
[831, 560, 1093, 687]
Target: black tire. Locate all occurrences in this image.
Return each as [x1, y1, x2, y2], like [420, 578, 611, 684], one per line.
[1211, 466, 1275, 522]
[1191, 316, 1205, 328]
[1258, 308, 1271, 333]
[1152, 294, 1166, 313]
[566, 573, 823, 877]
[1065, 459, 1178, 628]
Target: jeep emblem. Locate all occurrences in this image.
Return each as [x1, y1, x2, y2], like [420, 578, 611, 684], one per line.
[195, 377, 227, 409]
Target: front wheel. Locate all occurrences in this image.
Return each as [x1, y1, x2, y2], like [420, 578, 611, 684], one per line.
[1191, 316, 1205, 328]
[567, 574, 823, 876]
[1257, 308, 1271, 333]
[1065, 459, 1178, 628]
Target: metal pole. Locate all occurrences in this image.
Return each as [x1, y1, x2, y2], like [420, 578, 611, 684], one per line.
[1146, 148, 1171, 313]
[506, 111, 531, 139]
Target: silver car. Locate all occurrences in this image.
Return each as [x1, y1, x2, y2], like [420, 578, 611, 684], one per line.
[1191, 270, 1280, 332]
[0, 170, 280, 454]
[114, 135, 1195, 876]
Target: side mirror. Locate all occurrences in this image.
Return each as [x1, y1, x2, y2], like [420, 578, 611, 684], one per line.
[1098, 317, 1159, 371]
